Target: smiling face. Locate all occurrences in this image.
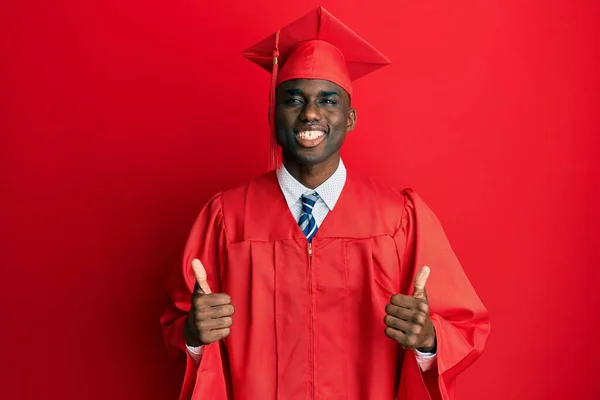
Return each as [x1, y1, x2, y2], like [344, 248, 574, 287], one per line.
[274, 79, 356, 167]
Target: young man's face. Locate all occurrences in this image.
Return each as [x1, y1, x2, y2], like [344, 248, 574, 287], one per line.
[274, 79, 356, 166]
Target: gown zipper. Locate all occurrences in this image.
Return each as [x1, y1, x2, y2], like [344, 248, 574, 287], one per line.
[308, 242, 315, 399]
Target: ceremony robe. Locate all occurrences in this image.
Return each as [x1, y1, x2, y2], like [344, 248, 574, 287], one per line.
[160, 171, 490, 400]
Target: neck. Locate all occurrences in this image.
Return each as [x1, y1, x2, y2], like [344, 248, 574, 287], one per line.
[283, 154, 340, 189]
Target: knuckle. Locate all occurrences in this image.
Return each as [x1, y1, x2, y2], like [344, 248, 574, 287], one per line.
[221, 293, 232, 303]
[216, 305, 230, 314]
[197, 320, 210, 331]
[194, 310, 205, 323]
[194, 297, 210, 309]
[196, 306, 210, 316]
[211, 304, 221, 313]
[411, 325, 422, 335]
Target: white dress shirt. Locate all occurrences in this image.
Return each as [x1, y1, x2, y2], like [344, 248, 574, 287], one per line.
[187, 159, 437, 372]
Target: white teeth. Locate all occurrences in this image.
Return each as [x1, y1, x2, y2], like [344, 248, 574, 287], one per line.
[297, 130, 325, 140]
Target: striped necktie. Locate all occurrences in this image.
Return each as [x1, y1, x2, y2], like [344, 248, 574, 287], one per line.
[299, 192, 319, 242]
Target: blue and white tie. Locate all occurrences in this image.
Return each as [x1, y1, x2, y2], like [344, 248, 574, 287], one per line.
[298, 192, 319, 242]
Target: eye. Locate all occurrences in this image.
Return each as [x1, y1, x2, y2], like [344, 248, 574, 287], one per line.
[320, 98, 338, 105]
[284, 98, 303, 105]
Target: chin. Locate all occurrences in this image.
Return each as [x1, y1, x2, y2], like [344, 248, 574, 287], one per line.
[293, 150, 332, 166]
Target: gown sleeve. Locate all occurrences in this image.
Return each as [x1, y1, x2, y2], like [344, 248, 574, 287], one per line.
[159, 193, 233, 400]
[394, 189, 491, 400]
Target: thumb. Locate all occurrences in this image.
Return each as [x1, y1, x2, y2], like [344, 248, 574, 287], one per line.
[191, 258, 212, 294]
[412, 265, 430, 300]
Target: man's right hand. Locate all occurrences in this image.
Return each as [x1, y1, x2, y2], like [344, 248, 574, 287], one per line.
[185, 258, 234, 347]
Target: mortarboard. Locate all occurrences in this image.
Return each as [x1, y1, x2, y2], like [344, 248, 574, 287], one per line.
[243, 6, 391, 169]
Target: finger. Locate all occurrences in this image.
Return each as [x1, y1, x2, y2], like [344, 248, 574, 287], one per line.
[193, 294, 233, 309]
[412, 265, 430, 300]
[195, 303, 235, 320]
[197, 316, 233, 331]
[385, 304, 428, 324]
[385, 327, 418, 348]
[192, 258, 212, 294]
[390, 294, 422, 309]
[384, 315, 422, 334]
[201, 328, 231, 343]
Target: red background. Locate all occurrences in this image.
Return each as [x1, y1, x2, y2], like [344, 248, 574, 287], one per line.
[1, 0, 599, 399]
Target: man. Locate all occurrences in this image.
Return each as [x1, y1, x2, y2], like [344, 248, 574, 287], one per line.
[161, 6, 489, 400]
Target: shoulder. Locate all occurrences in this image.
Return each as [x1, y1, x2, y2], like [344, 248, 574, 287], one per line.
[343, 171, 410, 232]
[218, 170, 277, 208]
[346, 170, 410, 208]
[193, 171, 276, 224]
[209, 171, 279, 239]
[347, 170, 431, 206]
[345, 171, 438, 230]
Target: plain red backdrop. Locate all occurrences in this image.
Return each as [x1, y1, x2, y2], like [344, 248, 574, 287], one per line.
[1, 0, 599, 399]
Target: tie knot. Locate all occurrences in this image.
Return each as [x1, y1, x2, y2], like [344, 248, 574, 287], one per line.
[299, 192, 319, 242]
[301, 192, 319, 214]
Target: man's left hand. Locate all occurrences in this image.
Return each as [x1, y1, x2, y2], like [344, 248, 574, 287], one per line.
[384, 266, 436, 352]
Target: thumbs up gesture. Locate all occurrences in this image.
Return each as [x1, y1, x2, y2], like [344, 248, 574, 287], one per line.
[384, 266, 436, 352]
[184, 258, 235, 347]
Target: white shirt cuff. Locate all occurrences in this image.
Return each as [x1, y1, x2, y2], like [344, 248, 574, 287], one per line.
[186, 344, 204, 363]
[189, 345, 434, 370]
[414, 349, 437, 372]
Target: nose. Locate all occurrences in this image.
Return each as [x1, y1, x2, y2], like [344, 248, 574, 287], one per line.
[300, 101, 322, 122]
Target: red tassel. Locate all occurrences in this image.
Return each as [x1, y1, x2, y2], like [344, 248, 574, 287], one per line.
[268, 30, 282, 170]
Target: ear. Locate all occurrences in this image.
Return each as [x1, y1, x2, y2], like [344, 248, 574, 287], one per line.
[346, 108, 357, 132]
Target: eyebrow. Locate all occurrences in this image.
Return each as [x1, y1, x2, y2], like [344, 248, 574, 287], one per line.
[285, 89, 340, 97]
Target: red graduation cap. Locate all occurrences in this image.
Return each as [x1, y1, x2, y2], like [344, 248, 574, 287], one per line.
[243, 6, 391, 169]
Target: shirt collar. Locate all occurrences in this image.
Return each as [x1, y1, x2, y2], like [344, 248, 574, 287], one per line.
[276, 159, 347, 211]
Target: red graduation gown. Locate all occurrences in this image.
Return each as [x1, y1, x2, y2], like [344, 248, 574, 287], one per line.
[160, 171, 489, 400]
